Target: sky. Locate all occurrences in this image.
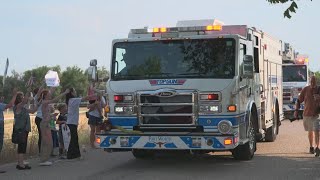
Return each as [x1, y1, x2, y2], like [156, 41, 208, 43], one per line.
[0, 0, 319, 75]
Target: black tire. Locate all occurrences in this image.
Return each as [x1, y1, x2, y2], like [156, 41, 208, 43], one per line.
[132, 149, 154, 159]
[276, 105, 280, 135]
[265, 107, 279, 142]
[232, 113, 256, 161]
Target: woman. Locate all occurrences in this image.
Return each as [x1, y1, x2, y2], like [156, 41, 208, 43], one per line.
[87, 92, 106, 148]
[33, 85, 45, 153]
[39, 88, 69, 166]
[13, 89, 38, 170]
[66, 88, 94, 159]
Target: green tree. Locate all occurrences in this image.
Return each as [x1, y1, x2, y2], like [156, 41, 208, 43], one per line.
[0, 70, 25, 103]
[314, 71, 320, 85]
[61, 66, 89, 97]
[267, 0, 313, 18]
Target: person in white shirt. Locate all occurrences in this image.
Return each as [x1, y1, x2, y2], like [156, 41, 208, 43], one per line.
[65, 88, 94, 159]
[33, 84, 45, 153]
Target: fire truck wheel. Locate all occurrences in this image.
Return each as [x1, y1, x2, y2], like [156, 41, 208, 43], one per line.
[265, 110, 278, 142]
[232, 114, 256, 161]
[132, 149, 154, 159]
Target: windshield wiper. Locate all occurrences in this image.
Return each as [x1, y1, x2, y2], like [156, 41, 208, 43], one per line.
[114, 74, 145, 80]
[176, 72, 206, 77]
[147, 73, 173, 77]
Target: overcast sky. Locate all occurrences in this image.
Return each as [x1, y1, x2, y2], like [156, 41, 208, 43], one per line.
[0, 0, 318, 75]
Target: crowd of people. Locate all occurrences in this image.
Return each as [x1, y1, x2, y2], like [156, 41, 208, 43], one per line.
[0, 81, 107, 172]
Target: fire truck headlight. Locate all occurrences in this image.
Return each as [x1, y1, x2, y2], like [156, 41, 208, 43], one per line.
[200, 105, 219, 112]
[218, 120, 232, 134]
[115, 106, 134, 114]
[115, 107, 124, 113]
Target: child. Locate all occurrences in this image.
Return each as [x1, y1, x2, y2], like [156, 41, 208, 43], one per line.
[56, 103, 68, 158]
[49, 105, 59, 156]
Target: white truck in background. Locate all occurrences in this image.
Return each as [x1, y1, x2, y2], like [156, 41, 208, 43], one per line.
[89, 19, 284, 160]
[282, 43, 309, 120]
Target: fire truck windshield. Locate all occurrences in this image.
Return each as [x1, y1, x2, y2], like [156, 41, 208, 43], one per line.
[111, 38, 235, 80]
[282, 65, 308, 82]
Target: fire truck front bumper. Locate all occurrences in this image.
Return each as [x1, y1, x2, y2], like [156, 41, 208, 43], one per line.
[95, 132, 239, 151]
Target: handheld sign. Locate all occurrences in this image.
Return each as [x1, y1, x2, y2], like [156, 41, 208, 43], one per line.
[45, 70, 60, 87]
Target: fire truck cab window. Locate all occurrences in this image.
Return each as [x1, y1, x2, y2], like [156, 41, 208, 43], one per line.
[111, 38, 236, 80]
[282, 65, 307, 82]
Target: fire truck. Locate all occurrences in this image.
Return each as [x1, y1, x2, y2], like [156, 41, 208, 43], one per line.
[90, 19, 283, 160]
[282, 43, 309, 119]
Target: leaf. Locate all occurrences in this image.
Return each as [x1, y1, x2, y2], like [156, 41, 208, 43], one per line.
[284, 9, 292, 19]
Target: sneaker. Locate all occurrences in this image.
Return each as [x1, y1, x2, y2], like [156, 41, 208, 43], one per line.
[39, 161, 53, 166]
[310, 147, 315, 154]
[59, 155, 67, 159]
[315, 148, 320, 157]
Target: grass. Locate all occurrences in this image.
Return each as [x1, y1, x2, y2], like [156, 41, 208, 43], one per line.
[0, 111, 90, 165]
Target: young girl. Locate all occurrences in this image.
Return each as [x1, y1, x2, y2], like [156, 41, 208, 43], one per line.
[87, 94, 106, 148]
[49, 105, 59, 156]
[13, 89, 38, 170]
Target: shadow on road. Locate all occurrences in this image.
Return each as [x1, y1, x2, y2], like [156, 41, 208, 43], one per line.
[84, 152, 320, 180]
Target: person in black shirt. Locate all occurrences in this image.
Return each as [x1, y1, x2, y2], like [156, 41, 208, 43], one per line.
[56, 103, 68, 158]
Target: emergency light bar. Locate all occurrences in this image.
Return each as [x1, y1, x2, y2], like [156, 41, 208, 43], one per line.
[130, 25, 247, 38]
[132, 25, 222, 34]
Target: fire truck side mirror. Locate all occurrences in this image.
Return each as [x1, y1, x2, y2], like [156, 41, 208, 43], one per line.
[90, 59, 97, 66]
[242, 55, 254, 79]
[259, 84, 264, 94]
[87, 66, 98, 82]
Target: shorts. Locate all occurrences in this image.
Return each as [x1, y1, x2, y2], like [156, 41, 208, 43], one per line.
[303, 116, 320, 131]
[17, 132, 29, 154]
[88, 115, 103, 126]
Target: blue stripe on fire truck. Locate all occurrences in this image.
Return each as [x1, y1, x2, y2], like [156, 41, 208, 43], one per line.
[198, 114, 246, 127]
[108, 117, 138, 127]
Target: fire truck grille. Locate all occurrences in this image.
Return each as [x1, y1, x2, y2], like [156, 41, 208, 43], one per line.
[283, 88, 292, 103]
[138, 93, 195, 125]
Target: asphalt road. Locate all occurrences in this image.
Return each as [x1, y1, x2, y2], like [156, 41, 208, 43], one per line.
[1, 120, 320, 180]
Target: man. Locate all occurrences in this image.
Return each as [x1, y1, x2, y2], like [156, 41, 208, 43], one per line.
[295, 76, 320, 156]
[0, 89, 17, 173]
[119, 51, 132, 75]
[212, 52, 232, 76]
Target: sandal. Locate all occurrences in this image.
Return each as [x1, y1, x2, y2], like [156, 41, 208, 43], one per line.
[16, 165, 31, 170]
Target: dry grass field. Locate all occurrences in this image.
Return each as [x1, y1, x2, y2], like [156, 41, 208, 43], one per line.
[0, 109, 90, 165]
